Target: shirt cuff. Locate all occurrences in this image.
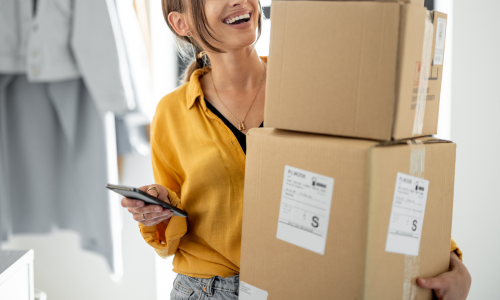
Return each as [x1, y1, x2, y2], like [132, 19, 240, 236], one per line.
[138, 187, 187, 257]
[450, 236, 462, 261]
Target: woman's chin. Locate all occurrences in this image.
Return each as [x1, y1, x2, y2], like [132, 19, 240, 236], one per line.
[229, 36, 258, 50]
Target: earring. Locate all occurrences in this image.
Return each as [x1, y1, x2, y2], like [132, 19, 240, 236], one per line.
[185, 31, 198, 64]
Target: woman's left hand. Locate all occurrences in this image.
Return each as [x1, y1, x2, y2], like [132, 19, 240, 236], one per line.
[416, 251, 471, 300]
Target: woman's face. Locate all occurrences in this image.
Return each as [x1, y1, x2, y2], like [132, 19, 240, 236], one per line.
[201, 0, 260, 52]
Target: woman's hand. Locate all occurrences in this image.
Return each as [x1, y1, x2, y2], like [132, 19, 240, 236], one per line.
[120, 184, 173, 227]
[417, 251, 471, 300]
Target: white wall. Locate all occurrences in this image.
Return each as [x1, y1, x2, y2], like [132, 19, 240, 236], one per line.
[451, 0, 500, 298]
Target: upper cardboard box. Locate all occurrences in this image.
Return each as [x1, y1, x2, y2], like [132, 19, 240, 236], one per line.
[264, 1, 447, 140]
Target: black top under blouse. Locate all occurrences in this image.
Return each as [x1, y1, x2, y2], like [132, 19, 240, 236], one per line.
[204, 99, 263, 154]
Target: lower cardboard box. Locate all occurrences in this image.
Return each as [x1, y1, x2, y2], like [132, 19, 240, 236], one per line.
[239, 128, 456, 300]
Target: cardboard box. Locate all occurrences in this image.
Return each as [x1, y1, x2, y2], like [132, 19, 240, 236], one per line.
[240, 128, 455, 300]
[264, 1, 448, 140]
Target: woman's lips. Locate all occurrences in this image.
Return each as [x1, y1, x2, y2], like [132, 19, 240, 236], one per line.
[223, 12, 253, 29]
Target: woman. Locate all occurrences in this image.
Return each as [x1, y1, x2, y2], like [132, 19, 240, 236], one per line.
[121, 0, 471, 299]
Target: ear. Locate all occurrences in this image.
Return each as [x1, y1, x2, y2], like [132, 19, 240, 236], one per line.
[168, 12, 190, 36]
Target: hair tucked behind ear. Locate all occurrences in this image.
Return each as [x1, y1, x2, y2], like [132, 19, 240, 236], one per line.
[162, 0, 264, 84]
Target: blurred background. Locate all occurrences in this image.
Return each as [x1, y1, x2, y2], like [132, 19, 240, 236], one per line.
[0, 0, 498, 299]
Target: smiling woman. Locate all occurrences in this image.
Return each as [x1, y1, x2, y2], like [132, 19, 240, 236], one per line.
[119, 0, 472, 299]
[120, 0, 267, 299]
[162, 0, 263, 83]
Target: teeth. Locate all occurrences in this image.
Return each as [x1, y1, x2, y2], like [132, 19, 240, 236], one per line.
[225, 13, 250, 24]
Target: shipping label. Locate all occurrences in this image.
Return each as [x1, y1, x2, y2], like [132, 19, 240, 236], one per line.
[385, 172, 429, 256]
[276, 165, 334, 255]
[239, 282, 268, 300]
[433, 18, 447, 66]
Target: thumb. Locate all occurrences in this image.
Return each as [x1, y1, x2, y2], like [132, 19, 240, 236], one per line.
[417, 276, 446, 290]
[141, 184, 170, 203]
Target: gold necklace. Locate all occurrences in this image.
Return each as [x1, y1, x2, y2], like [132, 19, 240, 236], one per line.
[210, 62, 266, 131]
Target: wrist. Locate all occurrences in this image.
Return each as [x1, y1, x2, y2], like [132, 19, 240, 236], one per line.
[161, 218, 171, 226]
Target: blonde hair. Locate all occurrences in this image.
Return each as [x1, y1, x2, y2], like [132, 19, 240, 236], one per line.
[161, 0, 264, 83]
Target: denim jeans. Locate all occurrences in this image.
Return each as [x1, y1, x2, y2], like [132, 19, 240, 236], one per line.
[170, 273, 239, 300]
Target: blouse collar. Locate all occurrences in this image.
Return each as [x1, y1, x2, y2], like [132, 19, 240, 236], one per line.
[186, 56, 268, 110]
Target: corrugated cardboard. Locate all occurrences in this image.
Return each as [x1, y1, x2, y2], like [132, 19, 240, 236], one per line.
[264, 1, 447, 140]
[240, 128, 455, 299]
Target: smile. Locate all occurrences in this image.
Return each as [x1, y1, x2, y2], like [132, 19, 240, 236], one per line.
[224, 13, 251, 25]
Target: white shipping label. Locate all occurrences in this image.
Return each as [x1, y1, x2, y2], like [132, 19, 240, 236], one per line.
[385, 173, 429, 256]
[239, 282, 268, 300]
[276, 165, 334, 255]
[433, 18, 447, 65]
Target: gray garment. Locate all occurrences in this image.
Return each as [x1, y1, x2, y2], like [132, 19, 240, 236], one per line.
[0, 75, 116, 272]
[171, 274, 240, 300]
[0, 0, 134, 115]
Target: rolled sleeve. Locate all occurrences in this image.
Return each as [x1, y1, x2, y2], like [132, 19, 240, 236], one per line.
[138, 187, 187, 258]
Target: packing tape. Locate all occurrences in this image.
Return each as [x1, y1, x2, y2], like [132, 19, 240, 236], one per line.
[412, 12, 434, 136]
[408, 139, 425, 177]
[403, 255, 421, 300]
[403, 139, 426, 300]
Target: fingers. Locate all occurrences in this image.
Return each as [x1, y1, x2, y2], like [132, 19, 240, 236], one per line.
[417, 252, 471, 300]
[121, 184, 173, 226]
[417, 275, 448, 290]
[449, 251, 460, 270]
[133, 208, 173, 222]
[135, 209, 174, 226]
[139, 215, 170, 226]
[121, 196, 145, 208]
[128, 203, 170, 214]
[138, 184, 170, 204]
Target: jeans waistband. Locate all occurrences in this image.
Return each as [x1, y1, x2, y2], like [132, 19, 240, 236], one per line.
[180, 274, 239, 295]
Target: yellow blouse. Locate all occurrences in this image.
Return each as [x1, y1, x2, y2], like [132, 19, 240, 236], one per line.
[139, 56, 461, 279]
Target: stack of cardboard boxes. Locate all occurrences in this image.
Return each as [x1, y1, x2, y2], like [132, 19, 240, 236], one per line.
[240, 1, 455, 299]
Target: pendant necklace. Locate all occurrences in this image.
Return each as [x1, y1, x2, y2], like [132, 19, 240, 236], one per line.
[210, 61, 266, 131]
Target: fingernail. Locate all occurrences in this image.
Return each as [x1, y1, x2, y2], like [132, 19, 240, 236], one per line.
[137, 201, 144, 207]
[155, 207, 162, 212]
[420, 279, 426, 284]
[162, 210, 170, 215]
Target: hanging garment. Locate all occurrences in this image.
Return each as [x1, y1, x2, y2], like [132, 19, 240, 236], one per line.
[0, 0, 145, 276]
[0, 75, 115, 270]
[0, 0, 134, 114]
